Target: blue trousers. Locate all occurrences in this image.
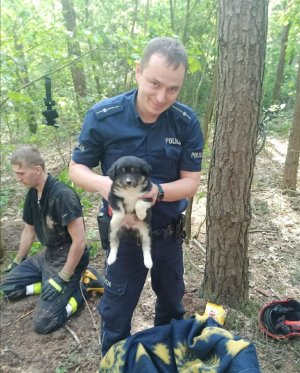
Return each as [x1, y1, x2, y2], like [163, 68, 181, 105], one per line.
[1, 247, 89, 333]
[98, 236, 185, 355]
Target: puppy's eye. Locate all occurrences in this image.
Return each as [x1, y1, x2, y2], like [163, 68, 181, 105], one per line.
[121, 167, 126, 173]
[131, 167, 135, 173]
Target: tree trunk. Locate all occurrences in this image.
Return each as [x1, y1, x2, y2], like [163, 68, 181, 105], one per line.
[84, 0, 102, 96]
[182, 0, 191, 44]
[61, 0, 87, 98]
[281, 55, 300, 190]
[272, 23, 291, 103]
[202, 61, 218, 143]
[203, 0, 268, 309]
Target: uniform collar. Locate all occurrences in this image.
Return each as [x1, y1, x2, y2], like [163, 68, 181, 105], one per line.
[131, 89, 168, 126]
[37, 174, 56, 204]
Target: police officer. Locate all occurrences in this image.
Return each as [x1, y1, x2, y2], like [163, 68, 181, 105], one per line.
[1, 146, 89, 333]
[69, 37, 204, 355]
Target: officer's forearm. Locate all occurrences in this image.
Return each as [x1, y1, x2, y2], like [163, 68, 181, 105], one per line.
[61, 217, 86, 277]
[17, 224, 36, 260]
[160, 172, 200, 202]
[69, 161, 112, 199]
[61, 242, 85, 277]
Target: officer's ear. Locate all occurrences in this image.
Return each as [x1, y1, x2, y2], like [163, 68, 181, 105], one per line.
[135, 61, 141, 82]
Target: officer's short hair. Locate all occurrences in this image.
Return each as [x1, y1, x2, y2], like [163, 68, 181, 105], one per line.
[140, 37, 188, 73]
[11, 146, 45, 170]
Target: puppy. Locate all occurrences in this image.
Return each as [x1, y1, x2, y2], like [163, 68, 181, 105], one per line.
[107, 156, 153, 269]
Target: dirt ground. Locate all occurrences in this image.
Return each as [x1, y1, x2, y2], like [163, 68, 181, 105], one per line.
[0, 138, 299, 373]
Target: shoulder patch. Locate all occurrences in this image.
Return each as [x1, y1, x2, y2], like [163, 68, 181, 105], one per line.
[94, 104, 124, 120]
[171, 104, 193, 124]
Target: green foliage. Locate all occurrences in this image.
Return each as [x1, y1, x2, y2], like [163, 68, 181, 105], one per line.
[263, 0, 300, 108]
[57, 168, 93, 215]
[266, 111, 292, 137]
[29, 241, 43, 256]
[1, 0, 218, 142]
[252, 199, 270, 217]
[0, 290, 5, 300]
[0, 188, 12, 215]
[88, 241, 101, 259]
[55, 368, 67, 373]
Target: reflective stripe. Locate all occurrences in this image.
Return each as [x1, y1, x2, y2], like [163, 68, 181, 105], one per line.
[26, 282, 42, 295]
[66, 303, 73, 317]
[66, 296, 78, 317]
[49, 278, 62, 292]
[34, 282, 42, 294]
[26, 284, 34, 295]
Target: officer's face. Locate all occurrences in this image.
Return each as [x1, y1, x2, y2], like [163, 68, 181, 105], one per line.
[135, 53, 185, 123]
[12, 163, 42, 188]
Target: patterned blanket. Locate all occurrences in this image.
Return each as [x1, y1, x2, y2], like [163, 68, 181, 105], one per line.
[99, 314, 260, 372]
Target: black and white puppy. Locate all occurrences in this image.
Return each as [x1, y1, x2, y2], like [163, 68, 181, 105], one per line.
[107, 156, 153, 269]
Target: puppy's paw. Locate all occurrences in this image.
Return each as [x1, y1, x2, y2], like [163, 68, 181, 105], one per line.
[143, 253, 153, 269]
[135, 200, 150, 221]
[107, 252, 117, 266]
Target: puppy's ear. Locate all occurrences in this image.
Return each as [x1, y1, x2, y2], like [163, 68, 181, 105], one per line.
[108, 164, 116, 180]
[142, 161, 152, 176]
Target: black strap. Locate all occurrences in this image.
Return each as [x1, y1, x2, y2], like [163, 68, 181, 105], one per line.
[152, 215, 185, 241]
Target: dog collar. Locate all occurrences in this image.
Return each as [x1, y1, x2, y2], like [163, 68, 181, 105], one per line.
[156, 184, 164, 203]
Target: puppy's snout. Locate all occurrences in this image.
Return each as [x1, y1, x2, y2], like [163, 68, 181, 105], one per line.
[125, 178, 133, 186]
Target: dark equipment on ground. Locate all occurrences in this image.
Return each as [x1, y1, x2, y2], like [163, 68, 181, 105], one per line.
[258, 298, 300, 339]
[42, 77, 59, 127]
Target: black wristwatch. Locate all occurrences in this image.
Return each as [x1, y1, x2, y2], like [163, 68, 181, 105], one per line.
[156, 184, 164, 203]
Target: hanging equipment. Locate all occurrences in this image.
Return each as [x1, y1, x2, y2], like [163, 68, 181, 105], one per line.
[42, 76, 59, 127]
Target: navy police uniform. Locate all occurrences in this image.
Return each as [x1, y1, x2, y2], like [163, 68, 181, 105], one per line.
[1, 175, 89, 333]
[72, 89, 203, 354]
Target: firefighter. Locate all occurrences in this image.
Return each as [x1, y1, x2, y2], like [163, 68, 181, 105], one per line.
[1, 145, 92, 333]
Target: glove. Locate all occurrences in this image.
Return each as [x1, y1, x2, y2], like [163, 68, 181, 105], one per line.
[41, 273, 70, 301]
[3, 257, 26, 273]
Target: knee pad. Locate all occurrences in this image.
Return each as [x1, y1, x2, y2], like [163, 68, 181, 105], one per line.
[33, 309, 60, 334]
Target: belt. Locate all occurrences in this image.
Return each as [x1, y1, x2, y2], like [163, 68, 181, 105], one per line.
[121, 215, 186, 245]
[152, 217, 186, 241]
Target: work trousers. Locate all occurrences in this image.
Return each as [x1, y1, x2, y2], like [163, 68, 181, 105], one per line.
[1, 246, 89, 333]
[98, 236, 185, 355]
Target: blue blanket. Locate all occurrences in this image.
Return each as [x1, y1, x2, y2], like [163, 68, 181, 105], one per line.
[99, 314, 260, 372]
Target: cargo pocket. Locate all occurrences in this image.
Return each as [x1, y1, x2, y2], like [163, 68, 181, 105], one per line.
[103, 277, 127, 296]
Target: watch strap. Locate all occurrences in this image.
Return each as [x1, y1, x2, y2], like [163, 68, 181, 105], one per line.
[156, 184, 164, 203]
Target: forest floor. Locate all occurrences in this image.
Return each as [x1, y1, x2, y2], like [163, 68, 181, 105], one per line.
[0, 137, 299, 373]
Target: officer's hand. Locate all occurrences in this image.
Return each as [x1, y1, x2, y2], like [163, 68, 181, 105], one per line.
[3, 257, 26, 273]
[41, 274, 69, 301]
[140, 183, 159, 206]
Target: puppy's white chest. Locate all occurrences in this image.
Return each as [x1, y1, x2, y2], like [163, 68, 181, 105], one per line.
[117, 188, 142, 213]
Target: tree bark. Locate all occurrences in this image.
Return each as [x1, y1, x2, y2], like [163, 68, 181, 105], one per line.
[281, 55, 300, 190]
[202, 61, 218, 143]
[203, 0, 268, 308]
[61, 0, 87, 98]
[272, 23, 291, 103]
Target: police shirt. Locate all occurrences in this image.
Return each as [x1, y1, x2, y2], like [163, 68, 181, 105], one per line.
[23, 174, 83, 247]
[72, 89, 203, 229]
